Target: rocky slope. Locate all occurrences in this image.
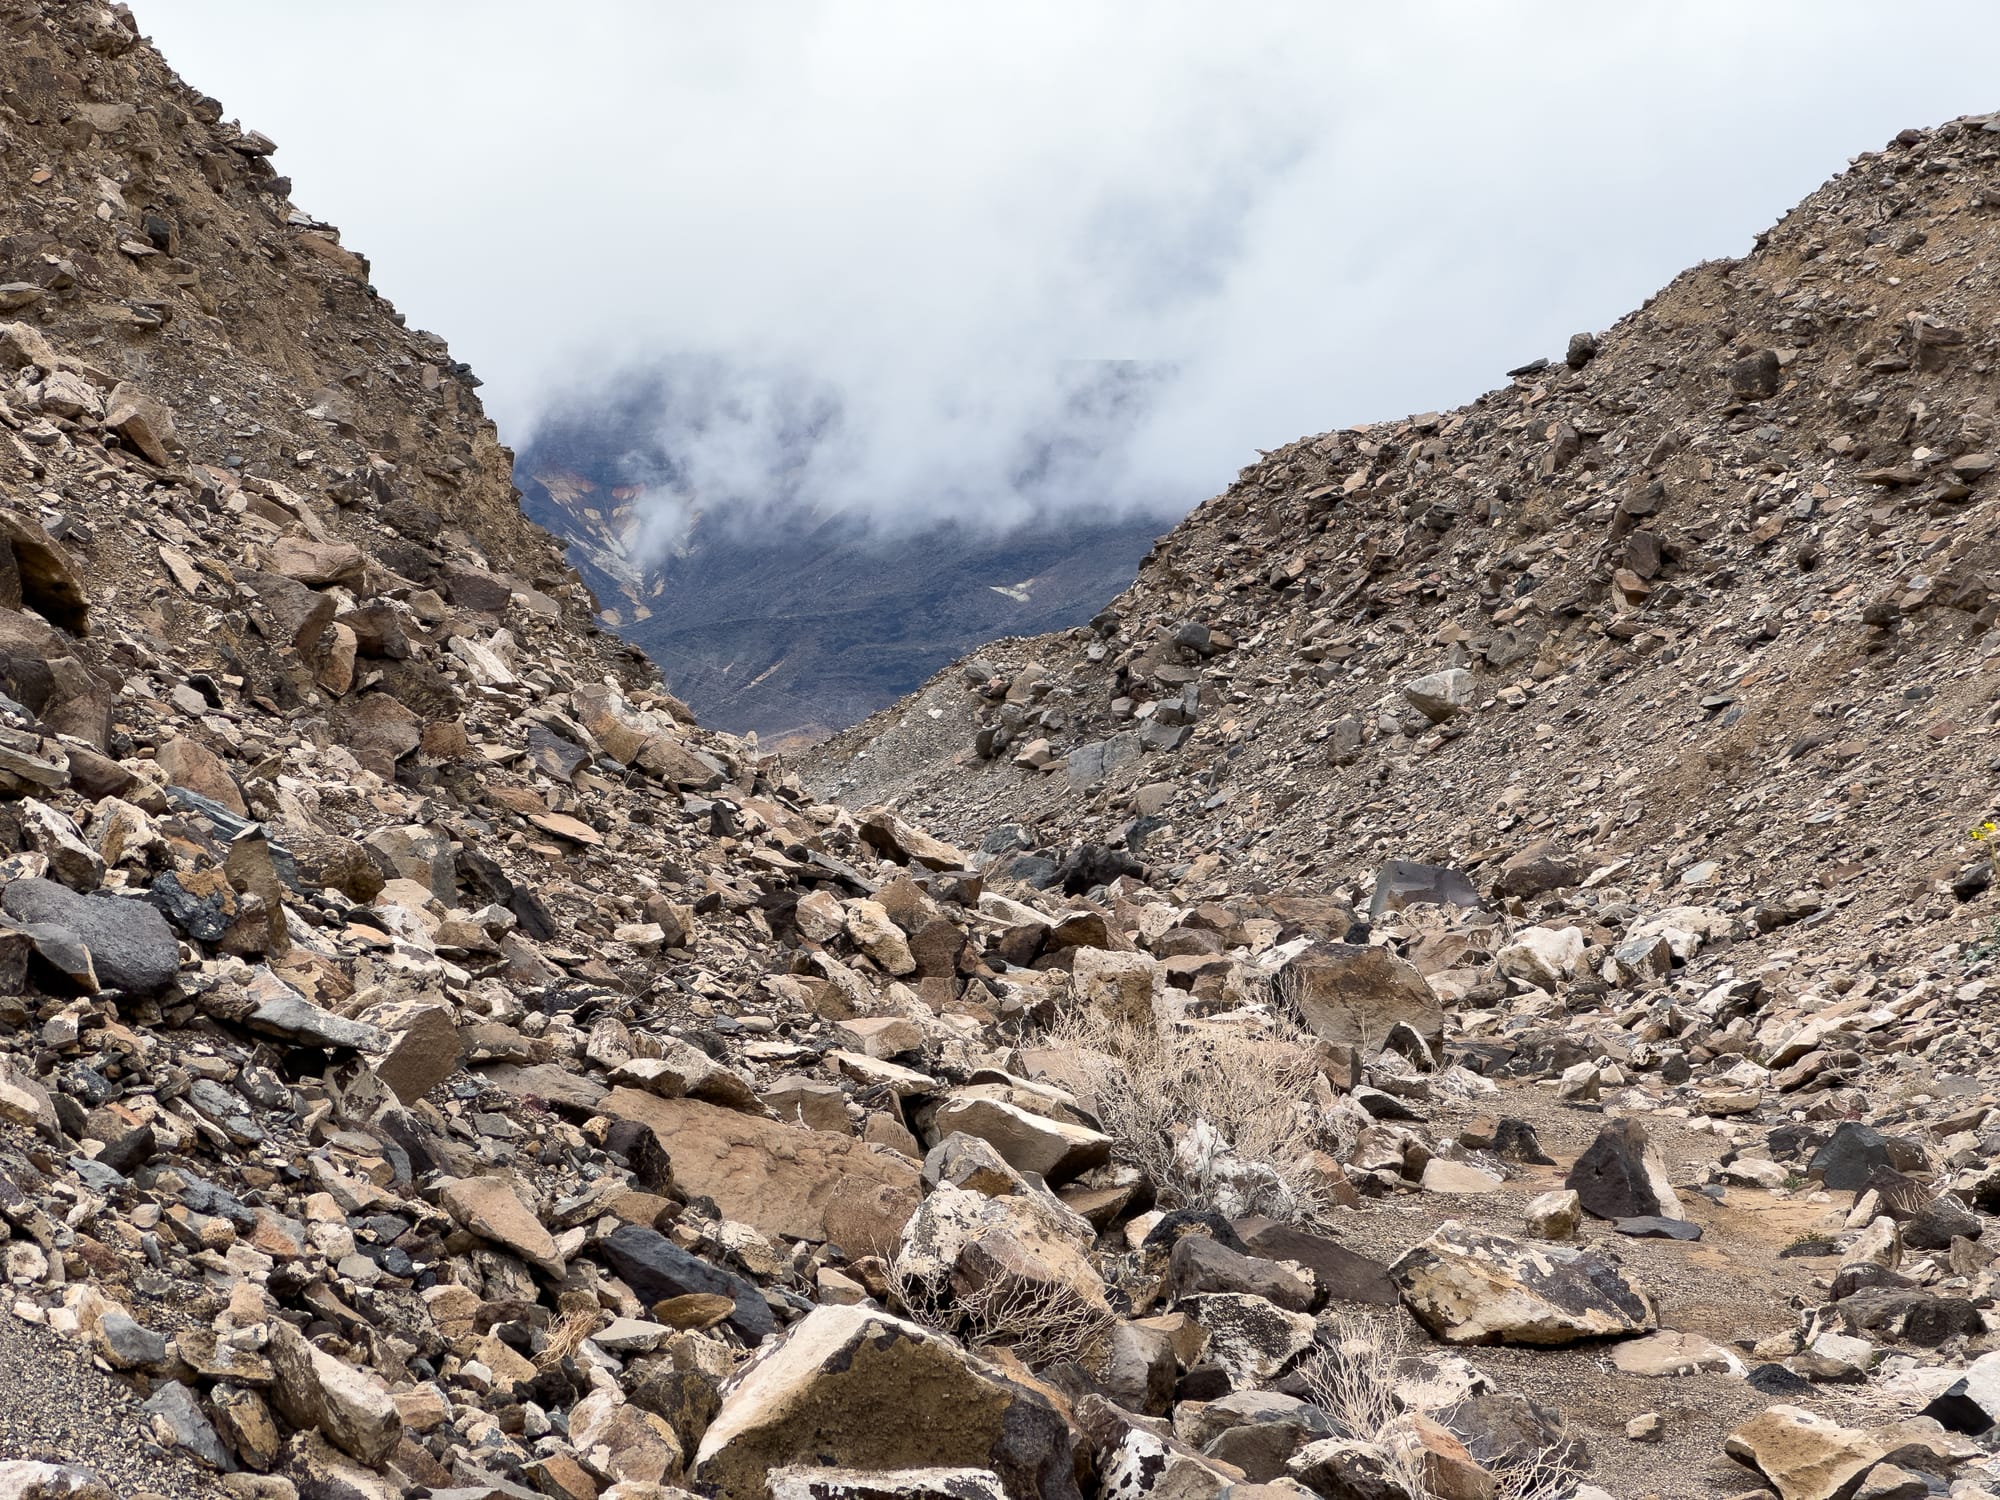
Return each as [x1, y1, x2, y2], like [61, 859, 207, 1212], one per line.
[0, 7, 1996, 1500]
[801, 111, 2000, 1493]
[516, 404, 1164, 745]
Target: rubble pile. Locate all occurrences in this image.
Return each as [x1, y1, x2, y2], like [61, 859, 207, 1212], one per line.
[1, 5, 1999, 1500]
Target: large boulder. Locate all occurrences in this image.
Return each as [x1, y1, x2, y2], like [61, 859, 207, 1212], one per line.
[1564, 1119, 1684, 1223]
[893, 1184, 1108, 1362]
[1, 878, 178, 993]
[1403, 668, 1477, 723]
[608, 1089, 921, 1256]
[1280, 942, 1444, 1055]
[693, 1305, 1080, 1500]
[1723, 1405, 1884, 1500]
[438, 1175, 564, 1278]
[1387, 1223, 1655, 1346]
[265, 1317, 401, 1465]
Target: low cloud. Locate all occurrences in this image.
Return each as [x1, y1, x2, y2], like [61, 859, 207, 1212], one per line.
[144, 1, 2000, 548]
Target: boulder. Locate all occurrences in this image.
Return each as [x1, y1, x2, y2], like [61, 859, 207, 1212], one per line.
[1564, 1119, 1683, 1223]
[1, 878, 178, 993]
[1280, 943, 1444, 1056]
[1723, 1405, 1884, 1500]
[930, 1090, 1113, 1184]
[1239, 1222, 1398, 1307]
[1166, 1234, 1313, 1313]
[1403, 669, 1477, 723]
[266, 1316, 401, 1465]
[1388, 1223, 1655, 1346]
[438, 1175, 564, 1277]
[1608, 1330, 1743, 1377]
[612, 1037, 759, 1111]
[153, 736, 246, 815]
[104, 382, 176, 466]
[693, 1306, 1080, 1500]
[1179, 1292, 1318, 1386]
[0, 1466, 114, 1500]
[608, 1089, 921, 1256]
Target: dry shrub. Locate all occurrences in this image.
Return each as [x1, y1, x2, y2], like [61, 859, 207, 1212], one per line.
[1043, 1006, 1345, 1224]
[1299, 1312, 1584, 1500]
[890, 1261, 1114, 1371]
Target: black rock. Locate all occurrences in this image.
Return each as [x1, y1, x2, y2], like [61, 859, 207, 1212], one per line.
[146, 870, 231, 943]
[96, 1124, 155, 1175]
[1776, 1239, 1838, 1259]
[1922, 1373, 1999, 1436]
[1240, 1222, 1398, 1308]
[598, 1224, 773, 1343]
[1903, 1194, 1984, 1251]
[1747, 1363, 1813, 1397]
[1492, 1118, 1554, 1165]
[1807, 1121, 1923, 1192]
[1567, 1119, 1673, 1221]
[2, 878, 179, 993]
[1142, 1208, 1245, 1257]
[1828, 1262, 1916, 1301]
[1613, 1216, 1702, 1241]
[1174, 1365, 1233, 1404]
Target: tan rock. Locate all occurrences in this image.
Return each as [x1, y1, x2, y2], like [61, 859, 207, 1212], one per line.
[693, 1306, 1076, 1500]
[438, 1174, 564, 1277]
[1724, 1405, 1884, 1500]
[608, 1088, 922, 1256]
[154, 736, 246, 814]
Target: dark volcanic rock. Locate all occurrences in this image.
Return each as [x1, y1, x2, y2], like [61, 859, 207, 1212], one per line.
[599, 1223, 775, 1343]
[1, 878, 179, 993]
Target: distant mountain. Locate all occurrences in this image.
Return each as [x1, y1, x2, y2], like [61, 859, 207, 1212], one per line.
[516, 393, 1166, 745]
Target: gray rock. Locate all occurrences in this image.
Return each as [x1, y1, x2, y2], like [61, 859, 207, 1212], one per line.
[142, 1380, 234, 1470]
[600, 1223, 776, 1343]
[98, 1312, 167, 1369]
[0, 879, 178, 993]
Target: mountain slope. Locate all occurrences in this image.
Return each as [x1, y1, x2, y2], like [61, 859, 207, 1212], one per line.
[517, 404, 1164, 743]
[811, 114, 2000, 944]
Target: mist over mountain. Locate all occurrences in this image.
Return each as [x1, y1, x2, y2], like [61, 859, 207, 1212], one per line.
[517, 361, 1172, 742]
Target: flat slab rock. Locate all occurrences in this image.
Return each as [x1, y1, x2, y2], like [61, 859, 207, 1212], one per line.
[1388, 1222, 1656, 1346]
[608, 1087, 921, 1256]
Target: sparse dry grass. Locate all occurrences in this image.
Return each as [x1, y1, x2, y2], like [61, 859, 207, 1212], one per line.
[1044, 1005, 1347, 1224]
[1299, 1312, 1585, 1500]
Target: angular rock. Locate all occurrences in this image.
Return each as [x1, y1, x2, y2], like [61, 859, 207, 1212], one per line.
[1564, 1119, 1683, 1223]
[930, 1091, 1113, 1184]
[1281, 942, 1444, 1056]
[693, 1305, 1080, 1500]
[1723, 1405, 1883, 1500]
[1, 878, 178, 993]
[1388, 1223, 1654, 1346]
[608, 1088, 921, 1256]
[438, 1175, 564, 1277]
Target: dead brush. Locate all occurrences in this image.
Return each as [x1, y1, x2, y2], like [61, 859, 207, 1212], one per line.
[1297, 1311, 1586, 1500]
[889, 1261, 1114, 1372]
[534, 1307, 600, 1371]
[1043, 1004, 1341, 1224]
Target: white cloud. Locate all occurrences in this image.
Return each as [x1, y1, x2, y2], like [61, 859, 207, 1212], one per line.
[140, 1, 2000, 535]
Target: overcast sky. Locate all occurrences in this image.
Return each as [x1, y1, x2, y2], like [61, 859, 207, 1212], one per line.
[141, 2, 2000, 536]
